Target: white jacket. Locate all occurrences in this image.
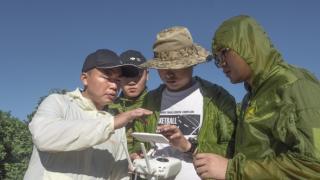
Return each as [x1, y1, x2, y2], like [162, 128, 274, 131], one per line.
[24, 89, 129, 180]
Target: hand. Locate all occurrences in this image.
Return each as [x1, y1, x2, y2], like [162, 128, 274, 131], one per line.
[156, 125, 191, 152]
[193, 153, 228, 180]
[128, 152, 143, 172]
[130, 152, 143, 160]
[114, 108, 152, 129]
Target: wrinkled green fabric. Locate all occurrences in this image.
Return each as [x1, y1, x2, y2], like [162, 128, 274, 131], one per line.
[133, 77, 236, 157]
[109, 88, 148, 153]
[213, 15, 320, 179]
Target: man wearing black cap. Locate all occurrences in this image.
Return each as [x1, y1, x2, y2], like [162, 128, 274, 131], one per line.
[109, 50, 148, 159]
[24, 49, 152, 180]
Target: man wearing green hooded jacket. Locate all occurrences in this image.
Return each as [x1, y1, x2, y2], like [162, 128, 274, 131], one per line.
[109, 50, 149, 157]
[193, 15, 320, 179]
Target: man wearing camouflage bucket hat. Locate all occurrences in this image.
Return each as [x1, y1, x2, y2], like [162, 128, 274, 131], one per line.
[141, 26, 209, 69]
[133, 26, 237, 179]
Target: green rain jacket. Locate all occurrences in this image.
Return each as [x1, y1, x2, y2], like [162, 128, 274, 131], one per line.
[213, 15, 320, 179]
[133, 77, 236, 157]
[109, 88, 148, 153]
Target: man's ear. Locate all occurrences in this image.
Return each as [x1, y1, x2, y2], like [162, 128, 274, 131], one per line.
[81, 72, 89, 86]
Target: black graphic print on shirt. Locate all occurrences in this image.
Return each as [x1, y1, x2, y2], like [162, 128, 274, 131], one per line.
[158, 111, 200, 135]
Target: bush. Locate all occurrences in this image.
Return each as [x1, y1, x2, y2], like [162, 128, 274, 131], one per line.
[0, 111, 32, 180]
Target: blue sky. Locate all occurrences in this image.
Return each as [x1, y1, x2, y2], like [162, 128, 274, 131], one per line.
[0, 0, 319, 121]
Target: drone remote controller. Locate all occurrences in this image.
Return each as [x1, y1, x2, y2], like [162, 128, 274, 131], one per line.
[122, 132, 182, 180]
[132, 143, 182, 179]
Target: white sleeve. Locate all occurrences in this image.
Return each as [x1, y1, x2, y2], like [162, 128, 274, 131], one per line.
[29, 94, 115, 152]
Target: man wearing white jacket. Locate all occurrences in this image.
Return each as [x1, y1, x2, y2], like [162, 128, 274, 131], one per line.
[24, 49, 152, 180]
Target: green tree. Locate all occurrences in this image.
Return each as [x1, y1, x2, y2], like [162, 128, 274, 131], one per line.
[0, 88, 67, 179]
[0, 111, 32, 180]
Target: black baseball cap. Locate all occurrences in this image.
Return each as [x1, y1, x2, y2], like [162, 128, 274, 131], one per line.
[82, 49, 122, 72]
[120, 50, 146, 67]
[120, 50, 147, 77]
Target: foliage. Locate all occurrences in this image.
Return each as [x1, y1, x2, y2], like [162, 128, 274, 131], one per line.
[0, 111, 32, 180]
[0, 88, 67, 179]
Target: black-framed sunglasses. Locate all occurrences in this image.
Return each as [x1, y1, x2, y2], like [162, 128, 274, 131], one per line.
[213, 48, 230, 68]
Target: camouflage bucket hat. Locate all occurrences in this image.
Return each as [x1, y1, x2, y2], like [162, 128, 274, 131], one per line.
[141, 26, 211, 69]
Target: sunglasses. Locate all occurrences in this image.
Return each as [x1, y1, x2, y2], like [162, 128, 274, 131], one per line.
[213, 48, 230, 68]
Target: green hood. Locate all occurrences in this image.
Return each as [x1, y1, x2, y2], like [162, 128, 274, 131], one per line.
[212, 15, 284, 92]
[213, 15, 320, 179]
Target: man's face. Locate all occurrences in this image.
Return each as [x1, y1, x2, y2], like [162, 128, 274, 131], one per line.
[216, 49, 253, 84]
[158, 67, 193, 92]
[81, 68, 121, 109]
[120, 69, 148, 98]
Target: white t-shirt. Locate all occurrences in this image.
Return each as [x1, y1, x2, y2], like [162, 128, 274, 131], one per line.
[155, 81, 203, 180]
